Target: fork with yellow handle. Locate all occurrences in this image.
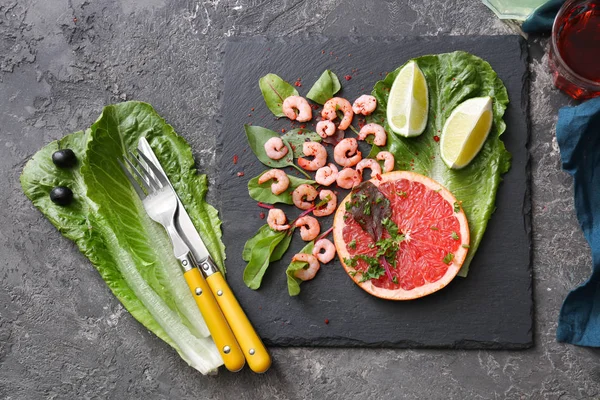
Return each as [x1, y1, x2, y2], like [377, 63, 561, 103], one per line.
[198, 258, 272, 373]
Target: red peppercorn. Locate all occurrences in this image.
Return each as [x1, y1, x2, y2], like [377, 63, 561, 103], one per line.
[237, 171, 245, 177]
[324, 319, 329, 325]
[259, 212, 265, 219]
[433, 135, 440, 142]
[233, 155, 238, 164]
[344, 75, 352, 81]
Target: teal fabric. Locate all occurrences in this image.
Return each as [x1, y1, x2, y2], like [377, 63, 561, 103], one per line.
[522, 0, 565, 33]
[556, 96, 600, 347]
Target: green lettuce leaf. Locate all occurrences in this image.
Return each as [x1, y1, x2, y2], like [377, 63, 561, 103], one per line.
[368, 51, 511, 276]
[20, 101, 226, 374]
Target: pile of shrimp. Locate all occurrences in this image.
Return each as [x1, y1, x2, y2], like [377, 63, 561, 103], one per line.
[259, 94, 396, 284]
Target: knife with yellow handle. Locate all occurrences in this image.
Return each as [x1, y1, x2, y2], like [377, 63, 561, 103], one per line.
[181, 258, 245, 372]
[199, 258, 272, 373]
[137, 137, 271, 373]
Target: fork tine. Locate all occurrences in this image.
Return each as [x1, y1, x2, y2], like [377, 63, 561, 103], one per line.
[118, 158, 147, 199]
[137, 151, 170, 188]
[128, 150, 162, 191]
[123, 155, 154, 193]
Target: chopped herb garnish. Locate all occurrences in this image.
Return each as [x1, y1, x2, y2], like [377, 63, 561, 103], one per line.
[375, 197, 383, 204]
[462, 244, 470, 249]
[392, 276, 399, 284]
[363, 202, 371, 216]
[344, 257, 358, 267]
[348, 239, 357, 249]
[368, 243, 375, 248]
[451, 231, 459, 240]
[453, 201, 461, 213]
[435, 188, 442, 192]
[348, 270, 357, 277]
[443, 253, 454, 264]
[396, 190, 408, 198]
[359, 264, 386, 283]
[430, 226, 439, 231]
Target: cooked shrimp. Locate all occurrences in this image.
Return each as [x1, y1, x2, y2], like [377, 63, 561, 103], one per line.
[295, 215, 320, 241]
[312, 238, 336, 264]
[258, 169, 290, 195]
[282, 95, 312, 122]
[358, 123, 387, 146]
[352, 95, 377, 116]
[316, 120, 336, 138]
[334, 138, 362, 167]
[267, 208, 290, 231]
[264, 137, 289, 160]
[292, 253, 321, 281]
[297, 142, 327, 171]
[322, 97, 354, 130]
[315, 163, 338, 186]
[355, 158, 382, 179]
[376, 151, 395, 173]
[336, 168, 362, 189]
[313, 190, 337, 217]
[292, 184, 318, 210]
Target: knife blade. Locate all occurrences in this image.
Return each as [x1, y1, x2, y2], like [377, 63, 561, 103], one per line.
[138, 138, 271, 373]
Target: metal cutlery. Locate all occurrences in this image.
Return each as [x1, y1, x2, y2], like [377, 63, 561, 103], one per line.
[119, 150, 245, 372]
[136, 138, 271, 374]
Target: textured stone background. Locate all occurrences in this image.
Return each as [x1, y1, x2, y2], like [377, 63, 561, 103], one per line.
[1, 0, 599, 399]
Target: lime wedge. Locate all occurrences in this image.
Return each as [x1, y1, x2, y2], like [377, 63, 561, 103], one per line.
[440, 96, 493, 169]
[386, 61, 429, 137]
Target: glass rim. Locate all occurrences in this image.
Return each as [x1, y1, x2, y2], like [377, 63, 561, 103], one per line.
[551, 0, 600, 89]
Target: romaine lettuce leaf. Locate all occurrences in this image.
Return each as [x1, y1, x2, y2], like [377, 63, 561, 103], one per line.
[369, 51, 511, 276]
[20, 101, 226, 374]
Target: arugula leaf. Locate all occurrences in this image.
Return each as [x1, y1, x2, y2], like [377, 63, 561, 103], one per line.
[368, 51, 511, 276]
[244, 125, 309, 178]
[345, 181, 391, 241]
[281, 128, 322, 158]
[248, 172, 315, 205]
[259, 73, 299, 117]
[286, 241, 315, 296]
[306, 70, 341, 105]
[20, 101, 224, 374]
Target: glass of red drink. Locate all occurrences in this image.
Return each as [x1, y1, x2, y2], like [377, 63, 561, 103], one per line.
[549, 0, 600, 100]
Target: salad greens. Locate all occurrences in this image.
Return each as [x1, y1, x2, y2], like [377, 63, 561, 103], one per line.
[248, 173, 315, 205]
[306, 70, 341, 105]
[369, 51, 511, 276]
[286, 241, 315, 296]
[244, 124, 309, 178]
[281, 128, 322, 158]
[259, 73, 299, 117]
[20, 101, 226, 374]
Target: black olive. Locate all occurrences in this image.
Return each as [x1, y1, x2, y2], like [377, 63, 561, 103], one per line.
[50, 186, 74, 206]
[52, 149, 77, 168]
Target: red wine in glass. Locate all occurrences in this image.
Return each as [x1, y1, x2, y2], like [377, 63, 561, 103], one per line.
[549, 0, 600, 100]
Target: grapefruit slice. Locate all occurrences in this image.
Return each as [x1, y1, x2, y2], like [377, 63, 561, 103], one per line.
[333, 171, 469, 300]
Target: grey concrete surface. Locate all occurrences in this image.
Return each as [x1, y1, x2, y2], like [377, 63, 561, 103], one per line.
[0, 0, 599, 399]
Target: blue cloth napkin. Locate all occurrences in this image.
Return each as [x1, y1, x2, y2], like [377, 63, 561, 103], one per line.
[522, 0, 565, 34]
[556, 96, 600, 347]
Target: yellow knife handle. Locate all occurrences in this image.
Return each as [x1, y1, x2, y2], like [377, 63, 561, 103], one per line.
[207, 272, 271, 373]
[183, 268, 245, 372]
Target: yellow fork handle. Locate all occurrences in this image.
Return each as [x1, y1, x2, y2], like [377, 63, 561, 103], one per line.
[206, 272, 271, 373]
[183, 268, 245, 372]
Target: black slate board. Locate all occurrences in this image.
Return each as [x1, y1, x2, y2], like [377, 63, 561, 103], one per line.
[217, 36, 532, 349]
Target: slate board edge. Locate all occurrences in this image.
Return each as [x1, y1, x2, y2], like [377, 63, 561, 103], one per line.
[217, 36, 533, 350]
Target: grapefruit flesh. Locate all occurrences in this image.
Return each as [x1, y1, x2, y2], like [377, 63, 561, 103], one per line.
[333, 171, 470, 300]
